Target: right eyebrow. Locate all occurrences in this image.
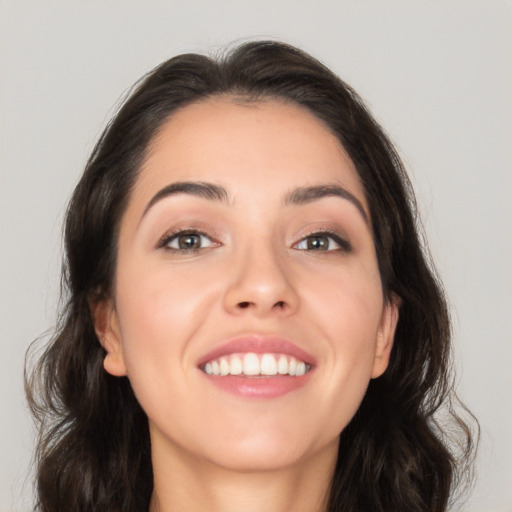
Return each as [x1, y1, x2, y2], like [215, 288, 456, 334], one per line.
[141, 181, 230, 220]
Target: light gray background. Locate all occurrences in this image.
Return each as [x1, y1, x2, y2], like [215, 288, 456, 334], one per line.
[1, 1, 511, 511]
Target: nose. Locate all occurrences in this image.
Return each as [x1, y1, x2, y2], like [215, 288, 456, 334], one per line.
[223, 241, 299, 318]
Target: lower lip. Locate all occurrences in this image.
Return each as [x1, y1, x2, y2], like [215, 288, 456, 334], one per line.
[202, 372, 312, 398]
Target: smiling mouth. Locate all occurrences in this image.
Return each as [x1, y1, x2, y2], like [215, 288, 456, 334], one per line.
[202, 353, 311, 377]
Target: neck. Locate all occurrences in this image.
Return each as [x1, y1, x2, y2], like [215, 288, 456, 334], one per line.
[149, 437, 337, 512]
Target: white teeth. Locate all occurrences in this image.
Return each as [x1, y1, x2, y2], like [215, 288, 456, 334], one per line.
[260, 354, 278, 375]
[277, 355, 288, 375]
[295, 361, 306, 376]
[243, 353, 260, 375]
[288, 357, 296, 376]
[230, 355, 243, 375]
[202, 353, 310, 377]
[219, 358, 230, 376]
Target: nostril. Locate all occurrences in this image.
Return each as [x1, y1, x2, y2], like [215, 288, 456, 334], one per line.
[234, 299, 289, 311]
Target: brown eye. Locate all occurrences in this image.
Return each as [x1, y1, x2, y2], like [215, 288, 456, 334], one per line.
[161, 231, 217, 251]
[304, 235, 330, 251]
[294, 232, 351, 252]
[177, 233, 202, 249]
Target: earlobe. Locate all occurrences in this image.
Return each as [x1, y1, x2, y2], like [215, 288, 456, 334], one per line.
[371, 293, 401, 379]
[90, 298, 128, 377]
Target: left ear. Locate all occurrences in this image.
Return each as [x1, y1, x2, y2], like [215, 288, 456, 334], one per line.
[371, 293, 401, 379]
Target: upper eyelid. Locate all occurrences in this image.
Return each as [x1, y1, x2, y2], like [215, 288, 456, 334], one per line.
[157, 228, 218, 249]
[155, 226, 351, 250]
[293, 229, 352, 250]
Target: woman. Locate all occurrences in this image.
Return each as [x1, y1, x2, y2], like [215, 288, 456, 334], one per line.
[26, 40, 476, 511]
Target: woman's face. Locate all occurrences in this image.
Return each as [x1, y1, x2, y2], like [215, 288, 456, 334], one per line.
[97, 98, 399, 472]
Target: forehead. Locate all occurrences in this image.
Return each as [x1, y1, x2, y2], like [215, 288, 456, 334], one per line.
[130, 97, 367, 212]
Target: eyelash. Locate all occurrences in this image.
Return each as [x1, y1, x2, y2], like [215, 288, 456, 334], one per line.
[157, 229, 219, 252]
[157, 228, 351, 254]
[294, 230, 352, 253]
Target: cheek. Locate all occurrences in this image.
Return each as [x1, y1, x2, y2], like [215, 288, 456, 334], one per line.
[113, 257, 228, 385]
[306, 256, 384, 342]
[112, 270, 205, 423]
[304, 261, 384, 397]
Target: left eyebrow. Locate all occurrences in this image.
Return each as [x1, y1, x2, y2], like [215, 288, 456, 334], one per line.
[285, 184, 369, 224]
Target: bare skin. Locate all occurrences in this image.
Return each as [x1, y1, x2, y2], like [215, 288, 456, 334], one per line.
[94, 98, 398, 512]
[149, 437, 337, 512]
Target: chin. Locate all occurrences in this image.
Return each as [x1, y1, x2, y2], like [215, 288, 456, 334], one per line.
[205, 445, 314, 473]
[195, 427, 339, 474]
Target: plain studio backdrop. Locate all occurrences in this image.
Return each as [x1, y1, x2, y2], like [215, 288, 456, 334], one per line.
[1, 1, 510, 511]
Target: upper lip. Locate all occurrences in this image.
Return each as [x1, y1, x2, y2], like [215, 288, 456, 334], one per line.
[197, 334, 316, 367]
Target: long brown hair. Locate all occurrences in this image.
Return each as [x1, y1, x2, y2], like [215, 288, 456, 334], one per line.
[26, 40, 477, 511]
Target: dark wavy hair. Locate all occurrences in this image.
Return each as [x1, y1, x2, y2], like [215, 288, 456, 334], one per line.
[25, 40, 477, 512]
